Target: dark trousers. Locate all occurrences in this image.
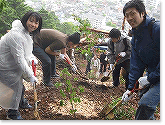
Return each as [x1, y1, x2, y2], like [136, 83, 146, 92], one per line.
[33, 46, 56, 83]
[19, 85, 25, 107]
[100, 62, 107, 73]
[112, 59, 130, 89]
[85, 60, 91, 74]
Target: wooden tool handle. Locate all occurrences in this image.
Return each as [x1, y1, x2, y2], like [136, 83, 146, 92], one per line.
[34, 90, 37, 101]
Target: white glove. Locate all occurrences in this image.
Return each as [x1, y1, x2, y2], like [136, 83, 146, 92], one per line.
[72, 64, 77, 73]
[138, 76, 150, 88]
[110, 64, 114, 70]
[122, 90, 132, 102]
[30, 76, 38, 86]
[104, 56, 108, 61]
[119, 52, 126, 57]
[30, 57, 38, 65]
[59, 54, 65, 60]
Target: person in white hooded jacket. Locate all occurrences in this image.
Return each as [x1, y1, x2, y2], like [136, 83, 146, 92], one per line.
[0, 11, 42, 120]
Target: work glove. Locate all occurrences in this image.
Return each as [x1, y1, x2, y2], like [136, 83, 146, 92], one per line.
[138, 76, 150, 88]
[110, 64, 114, 70]
[122, 90, 133, 102]
[30, 76, 38, 86]
[72, 64, 77, 73]
[119, 52, 126, 57]
[30, 56, 38, 65]
[59, 54, 65, 60]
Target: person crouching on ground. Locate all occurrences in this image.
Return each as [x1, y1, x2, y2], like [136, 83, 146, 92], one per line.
[33, 29, 80, 87]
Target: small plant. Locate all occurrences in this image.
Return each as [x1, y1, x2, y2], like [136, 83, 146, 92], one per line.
[120, 75, 125, 85]
[107, 96, 136, 120]
[88, 70, 95, 79]
[55, 68, 84, 118]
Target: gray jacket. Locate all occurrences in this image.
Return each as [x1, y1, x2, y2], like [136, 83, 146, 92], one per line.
[107, 35, 131, 64]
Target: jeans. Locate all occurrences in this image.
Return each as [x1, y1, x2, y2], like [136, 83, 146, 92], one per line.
[112, 59, 130, 89]
[33, 46, 56, 84]
[135, 82, 160, 120]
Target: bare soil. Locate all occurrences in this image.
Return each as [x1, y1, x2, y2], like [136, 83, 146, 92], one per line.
[0, 55, 160, 120]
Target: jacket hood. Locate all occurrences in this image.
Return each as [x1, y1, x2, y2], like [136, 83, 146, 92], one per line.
[11, 20, 27, 33]
[144, 15, 155, 27]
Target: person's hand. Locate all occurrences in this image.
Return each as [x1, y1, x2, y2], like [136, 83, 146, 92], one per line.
[54, 51, 60, 56]
[72, 64, 77, 73]
[59, 54, 65, 60]
[138, 76, 150, 88]
[119, 52, 126, 57]
[31, 57, 38, 65]
[122, 90, 132, 102]
[110, 64, 114, 70]
[30, 76, 38, 86]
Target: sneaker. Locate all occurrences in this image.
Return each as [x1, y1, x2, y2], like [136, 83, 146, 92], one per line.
[19, 98, 32, 109]
[51, 73, 60, 78]
[42, 82, 54, 87]
[7, 109, 23, 120]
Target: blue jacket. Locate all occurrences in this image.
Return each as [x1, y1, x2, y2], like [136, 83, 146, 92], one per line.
[128, 15, 160, 90]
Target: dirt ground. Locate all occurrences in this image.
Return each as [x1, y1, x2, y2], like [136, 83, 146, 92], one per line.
[0, 55, 160, 120]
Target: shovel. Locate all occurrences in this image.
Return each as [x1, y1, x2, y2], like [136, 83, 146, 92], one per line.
[32, 60, 41, 120]
[99, 99, 123, 119]
[99, 81, 140, 119]
[101, 55, 122, 82]
[99, 94, 135, 119]
[64, 57, 89, 80]
[101, 61, 117, 82]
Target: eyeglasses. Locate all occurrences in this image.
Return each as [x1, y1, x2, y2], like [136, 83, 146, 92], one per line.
[125, 11, 137, 19]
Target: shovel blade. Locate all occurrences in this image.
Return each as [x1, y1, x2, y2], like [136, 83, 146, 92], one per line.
[81, 76, 89, 80]
[101, 76, 110, 82]
[107, 113, 115, 119]
[99, 104, 112, 117]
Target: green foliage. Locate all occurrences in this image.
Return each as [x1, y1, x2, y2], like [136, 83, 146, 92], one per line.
[120, 75, 125, 85]
[38, 8, 60, 29]
[0, 0, 33, 36]
[0, 1, 78, 37]
[73, 14, 103, 63]
[57, 68, 84, 117]
[72, 14, 91, 36]
[0, 0, 7, 12]
[54, 82, 62, 88]
[106, 21, 117, 28]
[57, 22, 79, 35]
[107, 96, 136, 120]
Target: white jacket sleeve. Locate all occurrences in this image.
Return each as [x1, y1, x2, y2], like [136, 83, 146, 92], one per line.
[8, 34, 34, 80]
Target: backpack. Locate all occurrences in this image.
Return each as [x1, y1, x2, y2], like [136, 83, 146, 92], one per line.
[148, 19, 156, 41]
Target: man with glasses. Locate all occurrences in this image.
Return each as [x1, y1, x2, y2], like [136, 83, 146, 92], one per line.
[121, 0, 160, 120]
